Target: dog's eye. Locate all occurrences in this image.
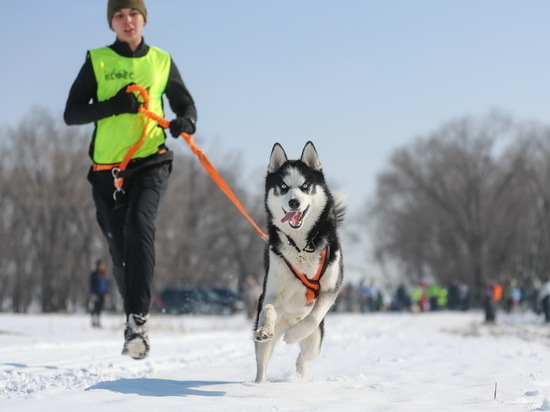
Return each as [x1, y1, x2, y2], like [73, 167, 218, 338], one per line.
[301, 183, 309, 190]
[280, 183, 288, 190]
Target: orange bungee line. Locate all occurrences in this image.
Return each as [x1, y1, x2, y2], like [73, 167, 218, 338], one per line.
[125, 84, 269, 242]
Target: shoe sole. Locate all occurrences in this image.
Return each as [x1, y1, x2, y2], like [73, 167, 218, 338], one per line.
[122, 337, 150, 360]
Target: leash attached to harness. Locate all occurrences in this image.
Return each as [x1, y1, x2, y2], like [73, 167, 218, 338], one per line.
[115, 84, 269, 241]
[282, 247, 330, 304]
[111, 93, 153, 201]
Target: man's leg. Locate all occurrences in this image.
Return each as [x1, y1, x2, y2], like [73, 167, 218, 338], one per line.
[124, 163, 171, 316]
[90, 170, 127, 301]
[121, 163, 171, 359]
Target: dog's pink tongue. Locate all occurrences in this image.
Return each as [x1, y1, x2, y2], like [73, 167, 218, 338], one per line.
[281, 211, 300, 223]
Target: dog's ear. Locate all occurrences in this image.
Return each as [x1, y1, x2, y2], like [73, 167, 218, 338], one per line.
[268, 143, 288, 173]
[300, 141, 322, 171]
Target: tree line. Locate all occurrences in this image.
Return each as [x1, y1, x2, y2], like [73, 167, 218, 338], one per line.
[0, 109, 265, 312]
[369, 112, 550, 303]
[3, 109, 550, 312]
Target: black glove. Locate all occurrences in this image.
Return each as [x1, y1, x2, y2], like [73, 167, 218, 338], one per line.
[169, 117, 196, 138]
[108, 84, 141, 115]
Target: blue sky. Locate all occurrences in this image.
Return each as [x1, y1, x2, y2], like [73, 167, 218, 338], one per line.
[2, 1, 550, 215]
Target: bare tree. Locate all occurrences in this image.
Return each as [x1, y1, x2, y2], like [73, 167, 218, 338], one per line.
[370, 113, 530, 302]
[519, 124, 550, 282]
[1, 109, 101, 312]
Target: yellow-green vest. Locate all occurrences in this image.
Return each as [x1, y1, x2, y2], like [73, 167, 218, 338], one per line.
[89, 46, 171, 164]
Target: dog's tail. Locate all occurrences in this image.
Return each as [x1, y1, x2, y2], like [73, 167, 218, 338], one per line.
[332, 192, 346, 227]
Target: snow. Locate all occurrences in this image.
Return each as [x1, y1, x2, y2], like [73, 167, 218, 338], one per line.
[2, 310, 550, 411]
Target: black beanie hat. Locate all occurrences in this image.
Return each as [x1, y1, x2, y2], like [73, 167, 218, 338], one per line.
[107, 0, 147, 27]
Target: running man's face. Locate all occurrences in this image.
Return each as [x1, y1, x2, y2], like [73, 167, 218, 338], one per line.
[111, 8, 146, 49]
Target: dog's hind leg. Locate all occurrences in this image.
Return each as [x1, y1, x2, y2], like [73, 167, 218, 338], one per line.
[296, 324, 323, 378]
[255, 338, 276, 383]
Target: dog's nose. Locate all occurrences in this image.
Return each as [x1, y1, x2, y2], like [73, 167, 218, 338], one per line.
[288, 198, 300, 210]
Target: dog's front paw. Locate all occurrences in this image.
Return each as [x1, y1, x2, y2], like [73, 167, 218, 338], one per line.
[255, 326, 274, 342]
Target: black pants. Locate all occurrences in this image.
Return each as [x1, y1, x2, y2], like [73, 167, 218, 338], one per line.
[89, 162, 171, 316]
[92, 295, 105, 316]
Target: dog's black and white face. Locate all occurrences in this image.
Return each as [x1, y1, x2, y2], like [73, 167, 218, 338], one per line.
[265, 141, 328, 232]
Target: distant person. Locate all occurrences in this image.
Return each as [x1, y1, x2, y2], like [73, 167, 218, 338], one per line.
[90, 260, 110, 328]
[458, 282, 470, 311]
[538, 279, 550, 323]
[504, 279, 520, 313]
[446, 281, 460, 310]
[359, 279, 371, 313]
[411, 282, 428, 313]
[484, 282, 502, 323]
[360, 279, 380, 312]
[427, 283, 442, 311]
[391, 284, 411, 311]
[64, 0, 197, 359]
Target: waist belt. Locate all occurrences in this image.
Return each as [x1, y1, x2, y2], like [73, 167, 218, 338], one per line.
[91, 149, 173, 209]
[92, 149, 169, 172]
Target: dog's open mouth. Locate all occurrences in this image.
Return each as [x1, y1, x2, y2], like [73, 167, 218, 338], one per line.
[281, 206, 309, 228]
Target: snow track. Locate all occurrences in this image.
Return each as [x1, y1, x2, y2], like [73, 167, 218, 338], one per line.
[2, 311, 550, 411]
[1, 314, 253, 400]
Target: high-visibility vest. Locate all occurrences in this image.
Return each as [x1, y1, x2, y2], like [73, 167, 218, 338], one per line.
[89, 46, 170, 164]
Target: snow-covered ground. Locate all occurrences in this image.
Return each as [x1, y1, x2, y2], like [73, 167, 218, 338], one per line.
[1, 310, 550, 411]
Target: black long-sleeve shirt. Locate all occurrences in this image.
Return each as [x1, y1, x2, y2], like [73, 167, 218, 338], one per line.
[64, 38, 197, 127]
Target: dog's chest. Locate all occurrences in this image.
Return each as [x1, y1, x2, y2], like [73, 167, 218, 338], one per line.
[269, 247, 323, 288]
[280, 243, 320, 271]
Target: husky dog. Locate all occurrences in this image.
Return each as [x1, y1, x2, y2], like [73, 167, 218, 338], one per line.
[254, 141, 345, 383]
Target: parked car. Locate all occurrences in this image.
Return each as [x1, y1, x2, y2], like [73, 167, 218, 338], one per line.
[154, 287, 207, 315]
[154, 286, 244, 315]
[205, 287, 244, 314]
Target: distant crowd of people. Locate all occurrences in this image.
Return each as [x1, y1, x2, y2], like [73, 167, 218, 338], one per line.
[335, 279, 471, 314]
[484, 278, 550, 323]
[335, 277, 550, 323]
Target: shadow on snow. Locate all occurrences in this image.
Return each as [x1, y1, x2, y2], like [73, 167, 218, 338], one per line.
[86, 378, 236, 397]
